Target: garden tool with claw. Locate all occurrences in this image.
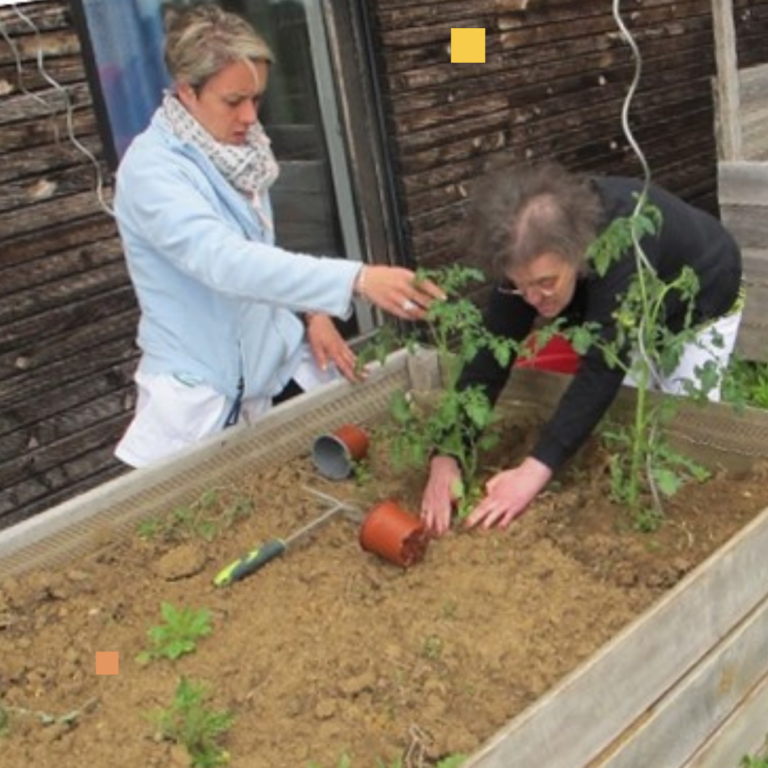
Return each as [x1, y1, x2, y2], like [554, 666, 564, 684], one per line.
[213, 488, 362, 586]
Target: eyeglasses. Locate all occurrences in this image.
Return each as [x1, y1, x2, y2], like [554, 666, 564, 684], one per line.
[497, 275, 560, 299]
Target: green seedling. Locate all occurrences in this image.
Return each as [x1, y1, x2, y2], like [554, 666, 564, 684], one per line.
[422, 634, 444, 661]
[0, 704, 9, 736]
[137, 488, 253, 543]
[149, 677, 234, 768]
[372, 264, 517, 518]
[722, 355, 768, 412]
[571, 194, 717, 525]
[352, 459, 373, 488]
[137, 602, 212, 663]
[742, 754, 768, 768]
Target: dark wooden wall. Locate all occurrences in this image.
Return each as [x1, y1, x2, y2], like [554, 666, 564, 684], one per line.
[0, 1, 136, 530]
[735, 0, 768, 68]
[366, 0, 768, 271]
[1, 0, 767, 530]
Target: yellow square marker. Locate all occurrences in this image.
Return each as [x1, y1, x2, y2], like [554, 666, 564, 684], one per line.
[95, 651, 119, 675]
[451, 28, 486, 64]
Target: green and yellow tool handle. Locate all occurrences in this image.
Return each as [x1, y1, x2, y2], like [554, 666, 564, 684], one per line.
[213, 539, 286, 586]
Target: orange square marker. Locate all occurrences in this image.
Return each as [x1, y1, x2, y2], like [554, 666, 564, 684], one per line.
[95, 651, 119, 675]
[451, 28, 486, 63]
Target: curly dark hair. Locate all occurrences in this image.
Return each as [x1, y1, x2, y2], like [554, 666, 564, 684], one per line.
[467, 161, 603, 279]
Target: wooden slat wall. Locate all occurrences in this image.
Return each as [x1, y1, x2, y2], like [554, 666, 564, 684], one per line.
[734, 0, 768, 69]
[0, 1, 136, 530]
[367, 0, 768, 270]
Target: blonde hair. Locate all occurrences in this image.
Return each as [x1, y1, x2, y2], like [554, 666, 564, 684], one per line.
[164, 3, 274, 91]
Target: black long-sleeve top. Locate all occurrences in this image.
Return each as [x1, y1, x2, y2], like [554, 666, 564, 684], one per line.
[458, 176, 743, 473]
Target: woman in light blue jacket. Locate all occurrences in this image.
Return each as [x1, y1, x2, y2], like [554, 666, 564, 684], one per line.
[114, 4, 441, 467]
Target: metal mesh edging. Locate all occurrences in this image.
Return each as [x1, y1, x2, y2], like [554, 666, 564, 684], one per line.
[5, 356, 768, 579]
[0, 350, 412, 579]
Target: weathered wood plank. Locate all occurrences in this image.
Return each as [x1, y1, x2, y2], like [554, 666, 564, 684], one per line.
[465, 504, 768, 768]
[0, 284, 137, 357]
[0, 54, 86, 96]
[712, 0, 743, 160]
[0, 134, 103, 183]
[0, 82, 92, 126]
[0, 161, 108, 213]
[0, 3, 71, 36]
[0, 427, 130, 522]
[718, 162, 768, 206]
[389, 37, 714, 116]
[0, 28, 80, 68]
[0, 321, 139, 401]
[0, 108, 97, 153]
[0, 462, 127, 532]
[739, 62, 768, 103]
[0, 386, 133, 470]
[0, 188, 115, 240]
[0, 235, 122, 295]
[376, 0, 708, 50]
[587, 590, 768, 768]
[380, 5, 712, 75]
[0, 215, 117, 268]
[683, 668, 768, 768]
[0, 260, 129, 324]
[718, 207, 768, 250]
[0, 358, 136, 439]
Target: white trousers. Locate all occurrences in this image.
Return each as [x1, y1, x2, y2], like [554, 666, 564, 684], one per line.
[115, 344, 338, 468]
[623, 308, 743, 402]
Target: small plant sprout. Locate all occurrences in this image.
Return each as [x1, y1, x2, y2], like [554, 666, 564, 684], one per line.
[149, 677, 234, 768]
[137, 602, 212, 663]
[137, 487, 253, 542]
[422, 634, 444, 661]
[722, 355, 768, 411]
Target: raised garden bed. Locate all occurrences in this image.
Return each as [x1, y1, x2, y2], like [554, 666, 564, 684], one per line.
[2, 351, 768, 768]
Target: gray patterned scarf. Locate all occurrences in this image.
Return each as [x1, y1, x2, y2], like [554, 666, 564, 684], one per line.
[162, 92, 280, 230]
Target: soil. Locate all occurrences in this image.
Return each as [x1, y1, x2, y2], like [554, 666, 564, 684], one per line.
[2, 418, 768, 768]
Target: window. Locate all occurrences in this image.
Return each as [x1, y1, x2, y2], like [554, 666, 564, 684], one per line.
[73, 0, 396, 334]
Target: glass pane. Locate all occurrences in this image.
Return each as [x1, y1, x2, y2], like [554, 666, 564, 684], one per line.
[222, 0, 344, 259]
[81, 0, 168, 158]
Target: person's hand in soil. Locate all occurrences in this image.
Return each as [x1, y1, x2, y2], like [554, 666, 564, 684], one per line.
[355, 265, 446, 320]
[421, 454, 463, 536]
[304, 313, 364, 383]
[465, 457, 553, 530]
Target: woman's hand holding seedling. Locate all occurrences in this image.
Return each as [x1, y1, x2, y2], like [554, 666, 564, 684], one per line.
[421, 455, 464, 536]
[355, 265, 446, 320]
[465, 457, 553, 530]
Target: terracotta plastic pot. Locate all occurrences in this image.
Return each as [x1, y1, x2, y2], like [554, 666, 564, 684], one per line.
[359, 500, 429, 568]
[514, 333, 579, 374]
[312, 424, 370, 480]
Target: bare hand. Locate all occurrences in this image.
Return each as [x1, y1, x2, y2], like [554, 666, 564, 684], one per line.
[421, 455, 462, 537]
[305, 313, 364, 383]
[465, 457, 553, 530]
[357, 266, 446, 320]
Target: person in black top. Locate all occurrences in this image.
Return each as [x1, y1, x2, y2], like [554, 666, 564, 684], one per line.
[421, 161, 743, 537]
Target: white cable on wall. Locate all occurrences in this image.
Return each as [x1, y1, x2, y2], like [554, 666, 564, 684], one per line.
[2, 2, 115, 217]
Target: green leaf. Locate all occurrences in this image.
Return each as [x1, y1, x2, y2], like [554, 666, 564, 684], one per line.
[653, 467, 683, 497]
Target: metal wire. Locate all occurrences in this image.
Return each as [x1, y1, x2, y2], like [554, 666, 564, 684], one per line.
[9, 2, 115, 217]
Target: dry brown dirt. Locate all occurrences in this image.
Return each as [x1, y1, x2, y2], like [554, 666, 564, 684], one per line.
[2, 419, 768, 768]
